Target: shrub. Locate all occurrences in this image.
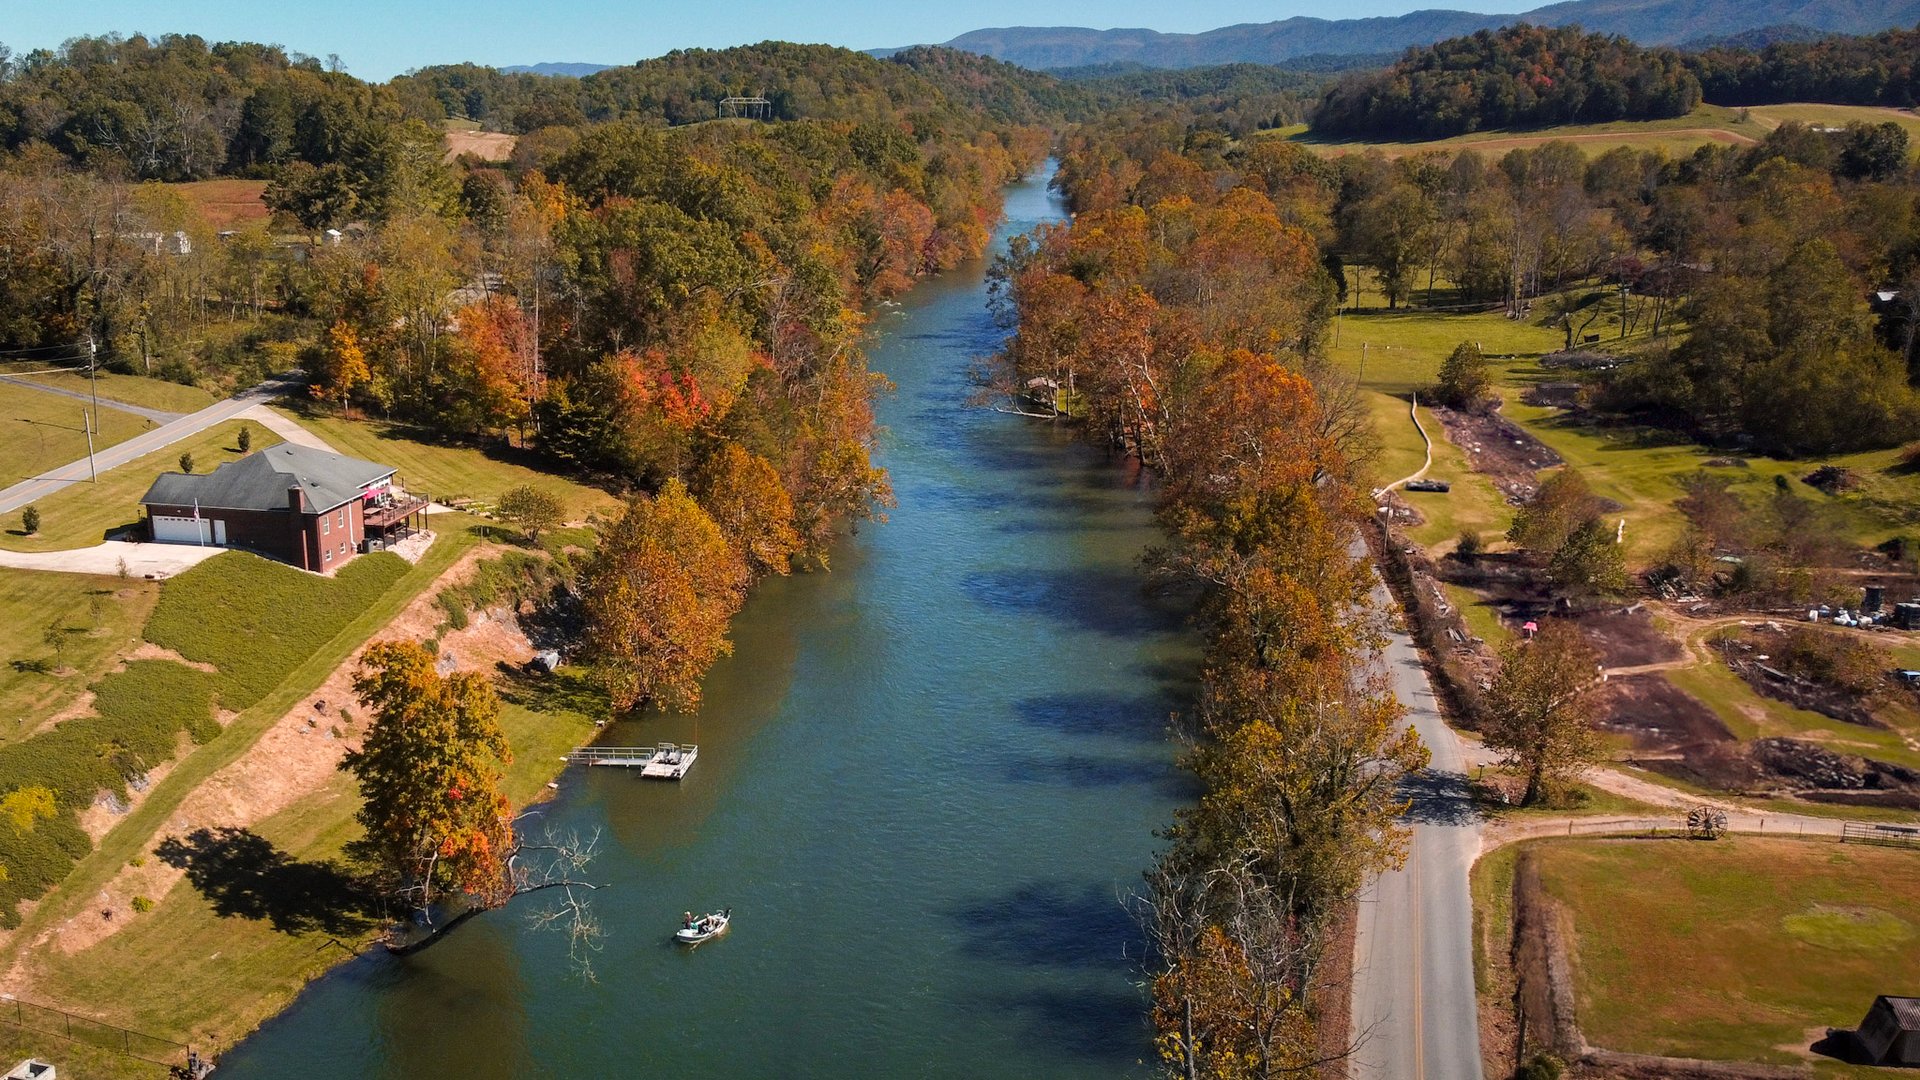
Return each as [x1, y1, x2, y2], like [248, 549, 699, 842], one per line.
[1456, 531, 1482, 561]
[178, 451, 194, 474]
[1517, 1053, 1565, 1080]
[19, 505, 39, 535]
[236, 424, 252, 454]
[497, 485, 564, 541]
[131, 895, 154, 913]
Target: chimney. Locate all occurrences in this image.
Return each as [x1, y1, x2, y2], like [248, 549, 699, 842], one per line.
[288, 486, 306, 513]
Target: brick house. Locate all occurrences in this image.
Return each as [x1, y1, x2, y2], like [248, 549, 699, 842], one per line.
[139, 444, 427, 572]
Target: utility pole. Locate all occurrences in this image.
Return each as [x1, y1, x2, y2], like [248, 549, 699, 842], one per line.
[82, 409, 96, 484]
[87, 337, 100, 441]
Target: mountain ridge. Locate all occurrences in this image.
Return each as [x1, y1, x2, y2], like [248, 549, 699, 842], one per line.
[889, 0, 1920, 68]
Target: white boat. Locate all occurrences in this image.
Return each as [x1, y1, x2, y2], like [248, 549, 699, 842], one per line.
[675, 908, 731, 946]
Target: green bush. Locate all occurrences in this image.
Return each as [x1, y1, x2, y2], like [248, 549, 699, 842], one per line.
[131, 895, 154, 913]
[19, 505, 39, 535]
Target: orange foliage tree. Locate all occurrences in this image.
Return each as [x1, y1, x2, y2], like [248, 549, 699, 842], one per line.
[579, 480, 749, 713]
[343, 640, 514, 925]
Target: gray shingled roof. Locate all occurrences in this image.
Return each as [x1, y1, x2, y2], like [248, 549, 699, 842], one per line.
[1885, 997, 1920, 1029]
[140, 444, 395, 515]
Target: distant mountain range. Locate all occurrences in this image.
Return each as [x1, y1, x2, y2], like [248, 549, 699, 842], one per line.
[501, 62, 613, 77]
[882, 0, 1920, 68]
[509, 0, 1920, 77]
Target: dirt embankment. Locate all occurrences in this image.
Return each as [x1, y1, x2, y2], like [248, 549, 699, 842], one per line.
[6, 547, 537, 970]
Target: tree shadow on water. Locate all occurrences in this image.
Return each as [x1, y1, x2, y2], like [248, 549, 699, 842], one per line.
[961, 567, 1184, 637]
[155, 826, 380, 936]
[1012, 692, 1180, 741]
[951, 879, 1153, 1062]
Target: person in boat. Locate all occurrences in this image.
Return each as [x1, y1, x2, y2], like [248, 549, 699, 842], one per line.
[683, 911, 694, 930]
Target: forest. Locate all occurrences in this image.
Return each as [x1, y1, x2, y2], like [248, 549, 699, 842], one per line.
[1312, 24, 1703, 138]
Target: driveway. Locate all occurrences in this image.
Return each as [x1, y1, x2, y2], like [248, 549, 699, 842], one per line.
[0, 539, 224, 578]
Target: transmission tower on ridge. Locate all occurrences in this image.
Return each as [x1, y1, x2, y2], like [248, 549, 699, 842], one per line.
[717, 95, 773, 121]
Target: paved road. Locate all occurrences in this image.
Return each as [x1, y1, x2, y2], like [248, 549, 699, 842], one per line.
[1351, 585, 1486, 1080]
[0, 374, 301, 516]
[0, 374, 183, 424]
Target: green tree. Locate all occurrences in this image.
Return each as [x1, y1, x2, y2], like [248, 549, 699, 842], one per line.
[1508, 469, 1602, 555]
[1482, 621, 1603, 806]
[496, 485, 564, 542]
[178, 452, 195, 475]
[343, 640, 514, 923]
[1547, 517, 1629, 600]
[1435, 341, 1490, 410]
[236, 424, 252, 454]
[19, 505, 39, 536]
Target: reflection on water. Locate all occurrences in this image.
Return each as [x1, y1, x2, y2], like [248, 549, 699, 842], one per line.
[218, 165, 1198, 1079]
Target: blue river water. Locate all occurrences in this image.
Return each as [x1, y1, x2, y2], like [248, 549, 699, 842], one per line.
[217, 165, 1197, 1079]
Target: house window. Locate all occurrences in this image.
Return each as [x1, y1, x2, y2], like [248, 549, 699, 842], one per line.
[321, 517, 330, 536]
[324, 548, 332, 562]
[337, 508, 344, 528]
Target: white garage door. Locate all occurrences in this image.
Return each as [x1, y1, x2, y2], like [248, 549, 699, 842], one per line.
[151, 515, 214, 544]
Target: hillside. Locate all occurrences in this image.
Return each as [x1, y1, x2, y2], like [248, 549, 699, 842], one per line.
[898, 0, 1920, 68]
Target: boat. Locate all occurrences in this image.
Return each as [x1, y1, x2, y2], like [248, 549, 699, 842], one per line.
[675, 908, 731, 946]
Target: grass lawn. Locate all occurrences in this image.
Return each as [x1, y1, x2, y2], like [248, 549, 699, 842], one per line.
[0, 419, 283, 553]
[1745, 102, 1920, 143]
[1533, 836, 1920, 1071]
[148, 552, 409, 709]
[1660, 645, 1920, 772]
[276, 407, 620, 522]
[1328, 289, 1920, 564]
[0, 362, 215, 415]
[0, 571, 159, 747]
[0, 382, 157, 490]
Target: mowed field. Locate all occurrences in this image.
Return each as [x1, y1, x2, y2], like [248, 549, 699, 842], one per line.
[1531, 837, 1920, 1073]
[1283, 101, 1920, 160]
[171, 178, 270, 230]
[444, 129, 515, 162]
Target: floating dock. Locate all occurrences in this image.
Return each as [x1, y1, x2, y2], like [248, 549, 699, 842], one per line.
[562, 743, 698, 780]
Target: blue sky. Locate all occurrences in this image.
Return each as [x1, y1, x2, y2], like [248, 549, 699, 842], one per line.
[4, 0, 1539, 81]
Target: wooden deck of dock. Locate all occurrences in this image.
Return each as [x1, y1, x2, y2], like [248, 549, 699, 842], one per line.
[562, 743, 698, 780]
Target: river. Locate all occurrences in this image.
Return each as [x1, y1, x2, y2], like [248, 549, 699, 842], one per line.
[218, 166, 1197, 1079]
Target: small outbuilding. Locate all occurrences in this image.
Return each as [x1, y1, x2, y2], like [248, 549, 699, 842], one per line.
[1854, 995, 1920, 1065]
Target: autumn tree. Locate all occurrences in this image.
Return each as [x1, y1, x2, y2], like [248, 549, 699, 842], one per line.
[311, 320, 374, 408]
[579, 481, 748, 713]
[695, 443, 801, 577]
[496, 485, 564, 542]
[1482, 621, 1603, 806]
[343, 640, 515, 924]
